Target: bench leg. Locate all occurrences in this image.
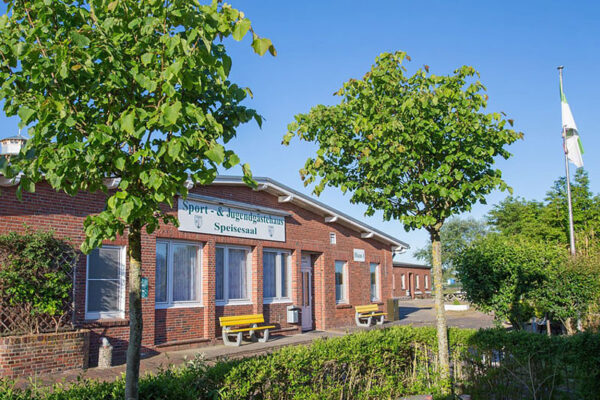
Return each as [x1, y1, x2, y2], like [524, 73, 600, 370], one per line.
[249, 324, 258, 343]
[375, 315, 385, 325]
[355, 313, 372, 327]
[223, 330, 242, 347]
[258, 328, 270, 343]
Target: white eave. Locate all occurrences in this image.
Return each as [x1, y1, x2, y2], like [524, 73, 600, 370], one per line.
[210, 175, 410, 251]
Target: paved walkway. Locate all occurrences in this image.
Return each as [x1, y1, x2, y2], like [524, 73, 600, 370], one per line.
[18, 299, 493, 388]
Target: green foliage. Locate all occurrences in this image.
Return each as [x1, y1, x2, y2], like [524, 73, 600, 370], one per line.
[0, 228, 78, 334]
[414, 216, 488, 272]
[0, 0, 274, 252]
[535, 252, 600, 330]
[284, 51, 521, 232]
[488, 169, 600, 252]
[2, 326, 598, 400]
[456, 233, 567, 328]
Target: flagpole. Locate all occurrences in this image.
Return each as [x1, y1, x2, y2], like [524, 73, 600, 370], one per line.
[558, 66, 576, 256]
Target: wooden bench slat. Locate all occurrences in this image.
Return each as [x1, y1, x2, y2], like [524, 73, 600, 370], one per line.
[226, 325, 276, 333]
[219, 314, 265, 327]
[355, 304, 380, 313]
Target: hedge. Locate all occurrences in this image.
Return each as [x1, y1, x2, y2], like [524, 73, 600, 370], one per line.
[1, 326, 598, 400]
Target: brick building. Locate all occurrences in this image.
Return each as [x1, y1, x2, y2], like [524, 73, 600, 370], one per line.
[392, 261, 432, 299]
[1, 141, 430, 364]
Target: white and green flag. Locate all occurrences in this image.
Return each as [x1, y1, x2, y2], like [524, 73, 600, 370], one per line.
[560, 80, 584, 168]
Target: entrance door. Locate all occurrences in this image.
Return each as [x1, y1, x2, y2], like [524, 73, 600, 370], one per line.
[301, 254, 313, 331]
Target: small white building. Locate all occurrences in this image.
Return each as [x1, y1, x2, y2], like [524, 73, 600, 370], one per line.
[0, 134, 27, 156]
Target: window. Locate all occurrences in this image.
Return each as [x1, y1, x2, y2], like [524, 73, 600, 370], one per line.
[155, 240, 202, 308]
[335, 260, 347, 304]
[415, 275, 420, 290]
[370, 263, 380, 301]
[216, 246, 251, 304]
[86, 246, 125, 319]
[425, 274, 429, 289]
[401, 274, 406, 289]
[263, 250, 291, 302]
[329, 232, 336, 244]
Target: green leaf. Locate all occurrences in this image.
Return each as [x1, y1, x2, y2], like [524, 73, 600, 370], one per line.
[232, 19, 251, 41]
[115, 156, 126, 171]
[71, 32, 90, 48]
[141, 52, 153, 66]
[205, 143, 225, 164]
[18, 106, 35, 126]
[121, 110, 135, 135]
[163, 101, 182, 126]
[251, 37, 273, 56]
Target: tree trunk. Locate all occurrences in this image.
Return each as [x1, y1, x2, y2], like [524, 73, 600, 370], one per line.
[564, 317, 576, 336]
[546, 316, 551, 337]
[431, 229, 450, 393]
[125, 223, 143, 400]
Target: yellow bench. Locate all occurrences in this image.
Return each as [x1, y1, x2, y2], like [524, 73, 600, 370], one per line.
[355, 304, 387, 327]
[219, 314, 275, 346]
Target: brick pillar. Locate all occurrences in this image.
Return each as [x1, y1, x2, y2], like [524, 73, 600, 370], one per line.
[314, 252, 328, 330]
[291, 248, 302, 308]
[140, 233, 155, 353]
[252, 244, 263, 315]
[203, 239, 216, 339]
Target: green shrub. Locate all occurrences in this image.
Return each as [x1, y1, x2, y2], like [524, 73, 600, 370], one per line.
[1, 327, 598, 400]
[0, 229, 78, 334]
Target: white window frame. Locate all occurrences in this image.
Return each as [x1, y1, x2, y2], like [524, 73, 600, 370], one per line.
[329, 232, 336, 244]
[415, 274, 420, 289]
[216, 245, 253, 306]
[425, 274, 429, 289]
[401, 274, 406, 290]
[335, 260, 348, 304]
[85, 245, 126, 320]
[263, 249, 292, 304]
[155, 240, 203, 309]
[370, 262, 380, 302]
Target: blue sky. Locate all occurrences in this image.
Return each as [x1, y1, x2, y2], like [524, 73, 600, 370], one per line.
[1, 1, 598, 262]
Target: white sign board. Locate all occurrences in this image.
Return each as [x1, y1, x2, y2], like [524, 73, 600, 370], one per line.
[353, 248, 365, 262]
[178, 198, 286, 242]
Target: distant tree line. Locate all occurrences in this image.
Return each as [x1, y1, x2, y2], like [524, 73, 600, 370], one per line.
[418, 169, 600, 334]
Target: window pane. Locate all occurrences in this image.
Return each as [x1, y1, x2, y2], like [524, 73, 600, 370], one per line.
[263, 252, 276, 298]
[228, 249, 247, 300]
[88, 247, 121, 279]
[335, 261, 345, 302]
[280, 254, 288, 298]
[155, 242, 168, 303]
[370, 263, 377, 300]
[173, 244, 198, 302]
[216, 247, 224, 300]
[87, 280, 120, 312]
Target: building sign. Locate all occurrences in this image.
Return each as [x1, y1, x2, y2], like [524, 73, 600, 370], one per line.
[178, 198, 286, 242]
[141, 277, 149, 299]
[353, 248, 365, 262]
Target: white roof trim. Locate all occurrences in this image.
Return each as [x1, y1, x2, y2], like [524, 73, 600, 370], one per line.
[211, 175, 410, 250]
[185, 193, 291, 217]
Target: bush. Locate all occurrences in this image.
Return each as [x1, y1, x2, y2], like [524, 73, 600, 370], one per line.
[0, 229, 78, 334]
[1, 326, 598, 400]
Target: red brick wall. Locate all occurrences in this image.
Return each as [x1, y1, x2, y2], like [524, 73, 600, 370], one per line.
[0, 181, 398, 364]
[0, 330, 89, 378]
[391, 267, 432, 299]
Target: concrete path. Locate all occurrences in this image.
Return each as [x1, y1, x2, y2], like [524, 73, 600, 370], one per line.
[15, 299, 493, 388]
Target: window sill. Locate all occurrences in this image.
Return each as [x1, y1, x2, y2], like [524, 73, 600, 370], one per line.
[81, 318, 129, 328]
[371, 300, 383, 305]
[263, 298, 292, 305]
[155, 303, 204, 310]
[335, 303, 352, 309]
[216, 300, 253, 307]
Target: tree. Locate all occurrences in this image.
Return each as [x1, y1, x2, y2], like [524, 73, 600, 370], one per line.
[414, 216, 487, 278]
[534, 253, 600, 335]
[488, 170, 600, 253]
[283, 51, 521, 389]
[0, 1, 274, 398]
[456, 234, 566, 329]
